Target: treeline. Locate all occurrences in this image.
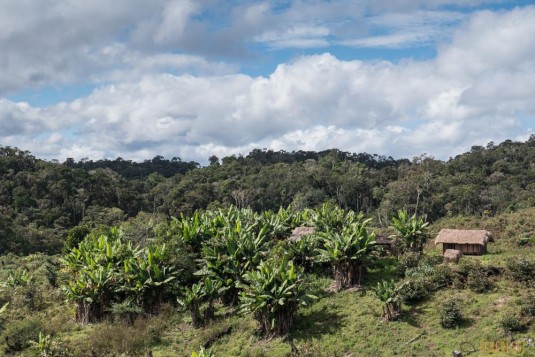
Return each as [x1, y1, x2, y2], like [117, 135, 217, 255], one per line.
[1, 136, 535, 255]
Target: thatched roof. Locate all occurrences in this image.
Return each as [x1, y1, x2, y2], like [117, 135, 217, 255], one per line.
[443, 249, 462, 262]
[289, 226, 315, 242]
[435, 229, 493, 246]
[375, 235, 393, 245]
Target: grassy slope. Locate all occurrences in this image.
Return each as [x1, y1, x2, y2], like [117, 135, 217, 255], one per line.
[2, 209, 535, 357]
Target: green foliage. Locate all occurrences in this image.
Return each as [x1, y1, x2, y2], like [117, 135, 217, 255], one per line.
[428, 264, 455, 289]
[108, 299, 144, 324]
[521, 295, 535, 317]
[284, 234, 318, 272]
[191, 346, 213, 357]
[0, 302, 8, 315]
[390, 210, 429, 253]
[397, 277, 431, 305]
[31, 332, 72, 357]
[5, 268, 33, 287]
[45, 258, 60, 288]
[61, 227, 179, 323]
[451, 259, 497, 293]
[316, 214, 376, 290]
[499, 313, 525, 333]
[396, 251, 422, 276]
[239, 260, 314, 336]
[1, 315, 43, 353]
[439, 296, 463, 328]
[506, 257, 535, 284]
[63, 225, 90, 253]
[373, 280, 401, 321]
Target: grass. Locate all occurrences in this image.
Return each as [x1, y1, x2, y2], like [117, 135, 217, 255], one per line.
[2, 208, 535, 356]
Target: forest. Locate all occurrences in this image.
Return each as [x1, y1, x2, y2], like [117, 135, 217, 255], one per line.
[1, 138, 535, 356]
[2, 136, 535, 256]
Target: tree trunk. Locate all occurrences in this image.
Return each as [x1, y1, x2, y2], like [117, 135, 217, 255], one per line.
[204, 299, 215, 322]
[189, 302, 202, 328]
[333, 260, 363, 291]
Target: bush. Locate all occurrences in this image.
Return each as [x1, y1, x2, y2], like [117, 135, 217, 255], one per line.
[429, 264, 454, 289]
[506, 257, 535, 284]
[452, 259, 496, 292]
[440, 296, 463, 328]
[397, 251, 422, 276]
[1, 316, 43, 353]
[405, 264, 435, 279]
[397, 277, 431, 305]
[499, 314, 525, 333]
[521, 295, 535, 317]
[466, 269, 493, 293]
[109, 300, 144, 324]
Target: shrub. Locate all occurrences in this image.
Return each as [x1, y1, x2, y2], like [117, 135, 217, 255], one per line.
[452, 259, 496, 292]
[499, 314, 525, 333]
[405, 263, 435, 279]
[520, 295, 535, 317]
[466, 268, 493, 293]
[397, 277, 430, 305]
[109, 299, 144, 324]
[440, 296, 463, 328]
[1, 316, 43, 353]
[397, 251, 422, 276]
[506, 257, 535, 284]
[429, 264, 454, 289]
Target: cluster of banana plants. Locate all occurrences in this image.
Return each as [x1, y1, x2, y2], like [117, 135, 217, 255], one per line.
[177, 277, 227, 327]
[315, 213, 377, 290]
[61, 227, 179, 323]
[60, 204, 384, 339]
[238, 259, 315, 336]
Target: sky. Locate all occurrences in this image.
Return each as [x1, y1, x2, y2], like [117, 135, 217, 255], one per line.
[1, 0, 535, 164]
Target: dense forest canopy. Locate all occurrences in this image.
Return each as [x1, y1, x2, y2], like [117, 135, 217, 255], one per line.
[1, 136, 535, 255]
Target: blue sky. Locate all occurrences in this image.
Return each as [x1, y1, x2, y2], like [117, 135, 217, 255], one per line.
[1, 0, 534, 163]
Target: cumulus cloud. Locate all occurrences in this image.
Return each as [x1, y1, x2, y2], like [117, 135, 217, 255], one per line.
[0, 0, 497, 94]
[1, 3, 535, 164]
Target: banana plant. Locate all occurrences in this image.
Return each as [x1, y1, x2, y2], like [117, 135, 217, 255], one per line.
[390, 210, 429, 253]
[238, 259, 315, 336]
[62, 227, 177, 323]
[285, 234, 318, 272]
[122, 244, 177, 309]
[201, 277, 227, 321]
[5, 268, 33, 287]
[373, 280, 402, 321]
[316, 215, 376, 290]
[177, 283, 205, 328]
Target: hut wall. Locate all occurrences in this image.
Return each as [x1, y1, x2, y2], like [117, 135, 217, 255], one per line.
[442, 243, 484, 255]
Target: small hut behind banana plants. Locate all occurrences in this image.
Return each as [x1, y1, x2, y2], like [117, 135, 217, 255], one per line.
[435, 229, 493, 255]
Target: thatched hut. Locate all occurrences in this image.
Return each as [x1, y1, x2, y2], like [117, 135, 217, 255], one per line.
[435, 229, 493, 255]
[289, 226, 315, 242]
[375, 235, 394, 254]
[443, 249, 463, 263]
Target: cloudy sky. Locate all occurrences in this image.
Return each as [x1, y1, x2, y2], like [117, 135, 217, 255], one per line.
[2, 0, 535, 163]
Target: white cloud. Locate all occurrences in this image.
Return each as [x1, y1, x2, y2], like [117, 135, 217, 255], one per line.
[1, 3, 535, 164]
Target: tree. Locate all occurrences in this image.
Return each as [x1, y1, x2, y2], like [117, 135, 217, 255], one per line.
[316, 214, 376, 290]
